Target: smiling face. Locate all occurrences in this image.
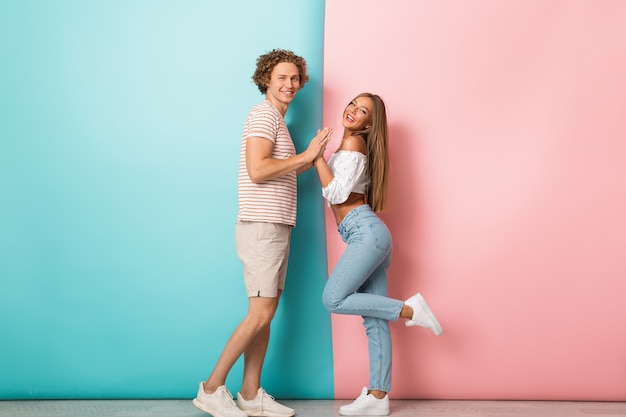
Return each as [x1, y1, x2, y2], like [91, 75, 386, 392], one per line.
[265, 62, 301, 115]
[342, 95, 374, 134]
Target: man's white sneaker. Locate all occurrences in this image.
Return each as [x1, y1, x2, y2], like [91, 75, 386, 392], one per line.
[193, 383, 248, 417]
[339, 387, 389, 416]
[237, 387, 295, 417]
[405, 292, 443, 335]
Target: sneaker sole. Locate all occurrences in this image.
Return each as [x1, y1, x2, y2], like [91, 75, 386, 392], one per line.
[193, 398, 247, 417]
[419, 294, 443, 335]
[239, 408, 295, 417]
[409, 294, 444, 335]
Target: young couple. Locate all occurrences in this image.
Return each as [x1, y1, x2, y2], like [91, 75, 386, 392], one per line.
[193, 49, 443, 417]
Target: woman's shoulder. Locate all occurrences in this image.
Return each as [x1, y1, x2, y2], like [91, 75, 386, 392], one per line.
[339, 135, 367, 154]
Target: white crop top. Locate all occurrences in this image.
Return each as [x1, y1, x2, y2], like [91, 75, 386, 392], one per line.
[322, 150, 369, 205]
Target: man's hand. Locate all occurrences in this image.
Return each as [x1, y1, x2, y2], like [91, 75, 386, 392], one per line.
[304, 128, 332, 164]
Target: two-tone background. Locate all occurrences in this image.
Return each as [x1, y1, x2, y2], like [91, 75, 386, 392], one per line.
[2, 0, 625, 401]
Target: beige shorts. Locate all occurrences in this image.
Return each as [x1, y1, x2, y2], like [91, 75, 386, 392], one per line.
[235, 220, 292, 298]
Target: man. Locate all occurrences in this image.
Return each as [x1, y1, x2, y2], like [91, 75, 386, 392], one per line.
[193, 49, 331, 417]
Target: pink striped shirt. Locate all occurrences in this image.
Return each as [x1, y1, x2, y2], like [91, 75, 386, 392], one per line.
[237, 100, 297, 226]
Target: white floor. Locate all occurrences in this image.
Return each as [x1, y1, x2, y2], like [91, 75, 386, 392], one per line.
[1, 399, 626, 417]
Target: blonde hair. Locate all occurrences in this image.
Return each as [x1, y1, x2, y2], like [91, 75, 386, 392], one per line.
[351, 93, 389, 212]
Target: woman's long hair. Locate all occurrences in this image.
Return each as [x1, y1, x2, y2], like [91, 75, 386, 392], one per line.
[352, 93, 389, 212]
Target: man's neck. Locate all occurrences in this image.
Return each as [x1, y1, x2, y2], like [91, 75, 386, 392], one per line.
[266, 96, 289, 117]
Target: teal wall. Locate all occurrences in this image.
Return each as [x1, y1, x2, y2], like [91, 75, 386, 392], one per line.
[0, 0, 333, 399]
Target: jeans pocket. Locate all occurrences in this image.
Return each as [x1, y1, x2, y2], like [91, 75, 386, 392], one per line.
[367, 222, 392, 252]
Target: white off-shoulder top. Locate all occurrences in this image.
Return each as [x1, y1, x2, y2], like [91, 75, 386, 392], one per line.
[322, 150, 369, 205]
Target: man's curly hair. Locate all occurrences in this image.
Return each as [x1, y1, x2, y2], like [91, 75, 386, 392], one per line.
[252, 49, 310, 94]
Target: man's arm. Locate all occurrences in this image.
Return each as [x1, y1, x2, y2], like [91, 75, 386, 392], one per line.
[246, 128, 331, 183]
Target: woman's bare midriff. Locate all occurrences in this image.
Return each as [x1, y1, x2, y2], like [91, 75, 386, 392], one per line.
[330, 193, 367, 226]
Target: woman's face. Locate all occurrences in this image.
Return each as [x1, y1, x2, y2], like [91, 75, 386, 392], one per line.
[342, 96, 374, 132]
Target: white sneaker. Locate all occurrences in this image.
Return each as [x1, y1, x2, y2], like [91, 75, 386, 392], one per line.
[237, 387, 295, 417]
[193, 383, 248, 417]
[405, 292, 443, 335]
[339, 387, 389, 416]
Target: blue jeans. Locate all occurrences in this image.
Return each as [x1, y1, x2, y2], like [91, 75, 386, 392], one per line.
[322, 204, 402, 393]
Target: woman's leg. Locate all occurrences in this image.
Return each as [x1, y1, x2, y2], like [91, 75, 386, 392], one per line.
[323, 208, 396, 394]
[360, 252, 393, 394]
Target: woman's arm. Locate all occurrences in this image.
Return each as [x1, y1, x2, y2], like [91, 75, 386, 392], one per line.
[315, 134, 366, 186]
[314, 155, 334, 188]
[316, 151, 367, 204]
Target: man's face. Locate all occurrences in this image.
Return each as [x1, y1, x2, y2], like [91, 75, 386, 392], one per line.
[265, 62, 301, 108]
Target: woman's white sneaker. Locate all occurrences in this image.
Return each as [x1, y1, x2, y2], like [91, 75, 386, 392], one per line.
[405, 292, 443, 335]
[339, 387, 389, 416]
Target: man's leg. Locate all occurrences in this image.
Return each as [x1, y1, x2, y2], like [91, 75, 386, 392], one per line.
[239, 290, 282, 399]
[204, 295, 279, 393]
[234, 292, 294, 417]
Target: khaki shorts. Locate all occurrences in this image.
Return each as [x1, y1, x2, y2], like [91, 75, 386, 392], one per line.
[235, 220, 291, 298]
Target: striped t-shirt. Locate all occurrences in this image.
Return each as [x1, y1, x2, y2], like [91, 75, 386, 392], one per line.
[237, 100, 297, 227]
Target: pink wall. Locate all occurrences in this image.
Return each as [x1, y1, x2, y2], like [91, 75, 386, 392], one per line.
[323, 0, 626, 400]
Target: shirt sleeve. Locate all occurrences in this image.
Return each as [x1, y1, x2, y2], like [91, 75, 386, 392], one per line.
[322, 151, 367, 204]
[246, 106, 278, 144]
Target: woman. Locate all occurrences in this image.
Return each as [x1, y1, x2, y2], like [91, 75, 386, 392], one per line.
[314, 93, 443, 416]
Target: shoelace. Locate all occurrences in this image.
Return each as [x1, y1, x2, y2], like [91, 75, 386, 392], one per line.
[351, 392, 370, 405]
[261, 391, 275, 401]
[217, 388, 238, 407]
[259, 388, 276, 407]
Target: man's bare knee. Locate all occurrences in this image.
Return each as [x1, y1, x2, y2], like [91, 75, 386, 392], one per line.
[247, 297, 279, 327]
